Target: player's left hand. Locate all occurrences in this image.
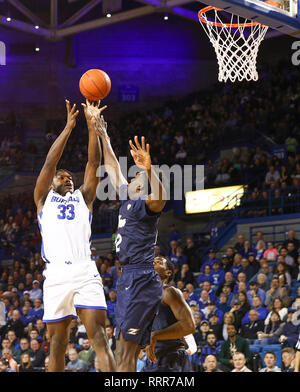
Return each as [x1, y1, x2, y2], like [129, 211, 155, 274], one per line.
[129, 136, 151, 170]
[82, 99, 107, 125]
[145, 333, 157, 363]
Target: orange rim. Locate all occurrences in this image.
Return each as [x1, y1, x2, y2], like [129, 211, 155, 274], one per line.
[198, 6, 264, 28]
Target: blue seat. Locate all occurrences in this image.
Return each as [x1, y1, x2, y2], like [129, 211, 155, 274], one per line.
[249, 345, 262, 353]
[260, 345, 282, 368]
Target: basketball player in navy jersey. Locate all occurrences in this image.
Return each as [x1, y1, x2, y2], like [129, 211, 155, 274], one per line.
[34, 100, 116, 372]
[94, 115, 167, 372]
[142, 256, 195, 372]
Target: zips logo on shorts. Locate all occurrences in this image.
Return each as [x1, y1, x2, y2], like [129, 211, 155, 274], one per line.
[127, 328, 140, 335]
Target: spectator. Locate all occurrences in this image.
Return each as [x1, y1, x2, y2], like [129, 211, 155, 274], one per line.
[265, 276, 281, 306]
[29, 339, 45, 368]
[203, 354, 223, 372]
[1, 348, 18, 372]
[259, 351, 281, 372]
[0, 357, 16, 372]
[13, 337, 32, 364]
[6, 330, 19, 351]
[203, 301, 224, 323]
[221, 312, 235, 341]
[78, 339, 94, 365]
[263, 242, 278, 263]
[265, 298, 288, 325]
[208, 313, 223, 341]
[234, 234, 245, 254]
[19, 352, 34, 372]
[217, 292, 231, 313]
[29, 280, 43, 301]
[196, 320, 210, 346]
[29, 298, 44, 323]
[105, 325, 116, 353]
[199, 332, 221, 365]
[276, 309, 300, 348]
[282, 347, 295, 372]
[87, 355, 101, 372]
[168, 224, 181, 242]
[167, 240, 178, 264]
[255, 310, 283, 345]
[274, 262, 292, 287]
[210, 260, 225, 287]
[106, 289, 117, 326]
[242, 296, 268, 324]
[174, 264, 195, 286]
[247, 281, 266, 306]
[66, 348, 88, 372]
[255, 240, 266, 261]
[183, 237, 199, 272]
[2, 309, 24, 339]
[231, 352, 252, 372]
[265, 166, 280, 186]
[218, 324, 251, 372]
[197, 265, 213, 287]
[240, 310, 265, 343]
[283, 230, 300, 250]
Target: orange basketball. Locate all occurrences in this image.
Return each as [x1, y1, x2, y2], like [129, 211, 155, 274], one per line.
[79, 69, 111, 101]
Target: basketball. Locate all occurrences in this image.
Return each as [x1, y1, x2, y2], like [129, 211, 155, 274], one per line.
[79, 69, 111, 101]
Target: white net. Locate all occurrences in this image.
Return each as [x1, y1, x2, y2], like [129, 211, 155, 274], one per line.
[198, 7, 269, 83]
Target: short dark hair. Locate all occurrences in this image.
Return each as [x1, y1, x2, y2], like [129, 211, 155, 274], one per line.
[165, 259, 175, 283]
[264, 350, 276, 359]
[55, 169, 74, 178]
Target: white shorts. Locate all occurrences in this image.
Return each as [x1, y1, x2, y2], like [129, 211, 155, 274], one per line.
[42, 261, 107, 323]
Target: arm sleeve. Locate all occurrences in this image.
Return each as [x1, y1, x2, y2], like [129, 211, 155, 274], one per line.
[184, 334, 197, 355]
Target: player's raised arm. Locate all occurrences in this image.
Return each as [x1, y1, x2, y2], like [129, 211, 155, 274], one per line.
[80, 100, 107, 210]
[93, 114, 128, 196]
[146, 286, 195, 363]
[34, 100, 79, 212]
[129, 136, 167, 213]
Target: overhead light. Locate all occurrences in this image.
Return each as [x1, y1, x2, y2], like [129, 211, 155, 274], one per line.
[106, 13, 112, 18]
[35, 46, 40, 52]
[6, 17, 11, 22]
[164, 13, 169, 20]
[35, 25, 39, 29]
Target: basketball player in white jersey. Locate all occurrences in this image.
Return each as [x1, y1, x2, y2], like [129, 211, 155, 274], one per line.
[34, 99, 116, 372]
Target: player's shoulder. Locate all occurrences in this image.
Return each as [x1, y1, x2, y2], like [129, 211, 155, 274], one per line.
[163, 286, 184, 302]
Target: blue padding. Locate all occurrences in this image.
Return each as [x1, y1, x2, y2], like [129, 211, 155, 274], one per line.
[249, 345, 262, 353]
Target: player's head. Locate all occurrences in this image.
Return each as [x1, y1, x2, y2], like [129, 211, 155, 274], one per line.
[127, 171, 148, 199]
[52, 169, 74, 195]
[154, 256, 174, 283]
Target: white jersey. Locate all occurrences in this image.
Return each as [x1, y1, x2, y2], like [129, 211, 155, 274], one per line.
[38, 189, 92, 268]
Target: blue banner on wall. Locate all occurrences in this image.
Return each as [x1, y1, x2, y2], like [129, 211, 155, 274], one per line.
[118, 84, 139, 103]
[272, 145, 286, 160]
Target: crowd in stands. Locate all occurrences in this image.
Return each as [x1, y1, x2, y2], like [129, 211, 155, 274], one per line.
[0, 220, 299, 372]
[1, 59, 300, 372]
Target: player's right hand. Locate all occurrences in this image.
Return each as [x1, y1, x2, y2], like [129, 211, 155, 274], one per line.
[145, 334, 157, 363]
[66, 99, 79, 129]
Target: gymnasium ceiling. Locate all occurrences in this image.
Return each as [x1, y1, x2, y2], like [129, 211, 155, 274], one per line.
[0, 0, 203, 40]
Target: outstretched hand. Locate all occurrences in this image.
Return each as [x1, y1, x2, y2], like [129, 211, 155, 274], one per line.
[81, 99, 107, 125]
[66, 99, 79, 129]
[129, 136, 151, 170]
[94, 115, 108, 138]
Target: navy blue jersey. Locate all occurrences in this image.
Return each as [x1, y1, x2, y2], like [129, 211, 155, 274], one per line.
[116, 197, 160, 266]
[152, 285, 185, 357]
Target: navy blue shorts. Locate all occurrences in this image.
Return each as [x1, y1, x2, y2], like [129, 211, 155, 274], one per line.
[115, 264, 163, 347]
[142, 349, 191, 372]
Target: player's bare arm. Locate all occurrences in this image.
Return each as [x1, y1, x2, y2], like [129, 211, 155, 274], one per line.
[34, 100, 79, 215]
[145, 286, 195, 363]
[80, 100, 106, 211]
[93, 113, 128, 195]
[129, 136, 167, 213]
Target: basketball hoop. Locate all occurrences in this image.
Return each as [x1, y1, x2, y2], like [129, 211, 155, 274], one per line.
[198, 6, 269, 82]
